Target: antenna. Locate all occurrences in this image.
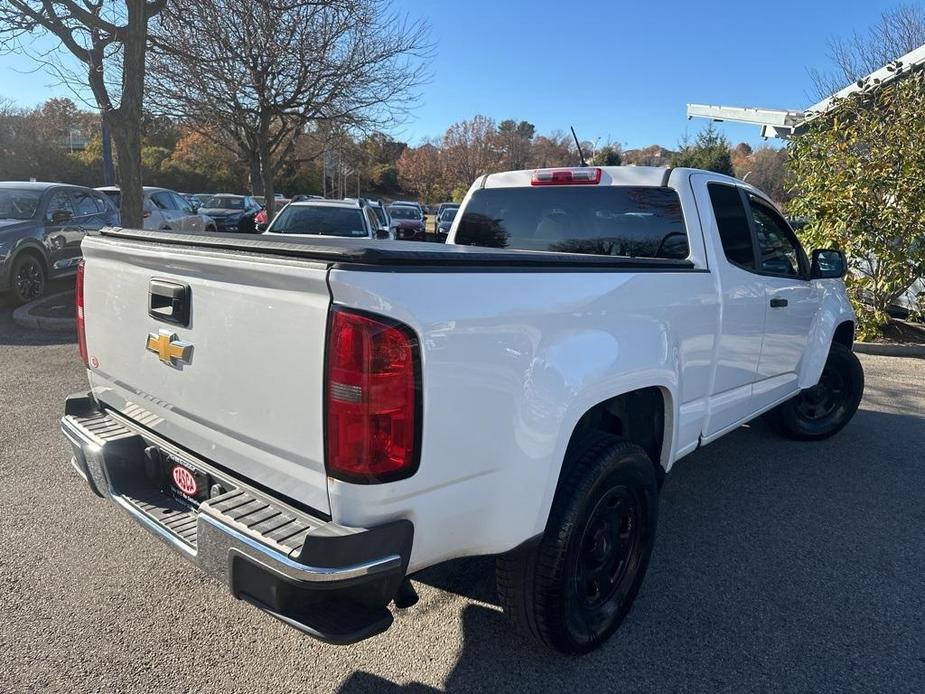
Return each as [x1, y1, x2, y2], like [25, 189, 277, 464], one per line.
[570, 126, 588, 167]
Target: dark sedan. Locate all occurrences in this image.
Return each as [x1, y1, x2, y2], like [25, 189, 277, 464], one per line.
[0, 182, 118, 304]
[198, 194, 262, 233]
[388, 204, 425, 241]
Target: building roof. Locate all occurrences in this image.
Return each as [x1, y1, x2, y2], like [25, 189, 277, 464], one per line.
[687, 42, 925, 138]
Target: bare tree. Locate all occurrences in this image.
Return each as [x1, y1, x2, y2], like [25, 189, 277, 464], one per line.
[809, 3, 925, 99]
[0, 0, 166, 226]
[148, 0, 430, 216]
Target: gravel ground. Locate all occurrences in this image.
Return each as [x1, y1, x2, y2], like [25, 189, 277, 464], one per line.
[1, 303, 924, 693]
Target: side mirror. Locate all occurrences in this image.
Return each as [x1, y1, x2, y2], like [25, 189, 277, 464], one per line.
[810, 248, 846, 279]
[256, 222, 268, 233]
[375, 226, 391, 240]
[50, 210, 73, 224]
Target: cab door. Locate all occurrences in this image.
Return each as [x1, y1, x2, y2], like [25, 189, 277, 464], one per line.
[745, 194, 820, 409]
[693, 178, 768, 438]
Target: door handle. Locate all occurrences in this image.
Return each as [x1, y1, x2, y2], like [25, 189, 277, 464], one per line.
[769, 298, 788, 308]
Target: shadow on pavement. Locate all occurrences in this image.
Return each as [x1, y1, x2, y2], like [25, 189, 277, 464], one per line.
[0, 308, 76, 346]
[341, 407, 925, 692]
[1, 278, 77, 347]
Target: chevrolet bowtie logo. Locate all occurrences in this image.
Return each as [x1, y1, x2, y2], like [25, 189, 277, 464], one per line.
[146, 329, 193, 366]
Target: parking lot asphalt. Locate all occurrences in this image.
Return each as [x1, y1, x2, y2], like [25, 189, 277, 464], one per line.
[1, 299, 924, 694]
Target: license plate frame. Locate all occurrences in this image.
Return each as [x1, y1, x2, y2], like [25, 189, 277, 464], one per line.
[164, 455, 211, 505]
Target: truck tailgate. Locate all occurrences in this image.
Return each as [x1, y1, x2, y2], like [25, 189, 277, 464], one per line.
[80, 233, 332, 515]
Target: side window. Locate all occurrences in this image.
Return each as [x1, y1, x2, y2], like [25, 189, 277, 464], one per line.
[707, 183, 754, 269]
[748, 196, 804, 278]
[46, 190, 75, 222]
[170, 192, 193, 213]
[72, 191, 104, 217]
[151, 192, 174, 210]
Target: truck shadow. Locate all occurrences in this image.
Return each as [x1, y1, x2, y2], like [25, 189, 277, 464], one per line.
[339, 406, 925, 693]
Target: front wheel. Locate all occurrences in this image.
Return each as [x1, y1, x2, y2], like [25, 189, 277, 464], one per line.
[766, 342, 864, 440]
[496, 436, 658, 654]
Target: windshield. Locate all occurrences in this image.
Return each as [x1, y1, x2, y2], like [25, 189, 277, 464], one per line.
[203, 196, 244, 209]
[440, 208, 458, 223]
[389, 206, 421, 220]
[454, 186, 690, 259]
[269, 205, 367, 237]
[0, 190, 42, 220]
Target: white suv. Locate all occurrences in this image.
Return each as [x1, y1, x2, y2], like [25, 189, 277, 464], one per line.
[263, 198, 392, 239]
[96, 186, 217, 232]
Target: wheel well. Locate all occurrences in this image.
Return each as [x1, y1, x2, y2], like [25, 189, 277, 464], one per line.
[832, 321, 855, 348]
[12, 246, 48, 274]
[564, 387, 668, 487]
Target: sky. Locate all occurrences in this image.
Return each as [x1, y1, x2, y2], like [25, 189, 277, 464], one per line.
[0, 0, 908, 150]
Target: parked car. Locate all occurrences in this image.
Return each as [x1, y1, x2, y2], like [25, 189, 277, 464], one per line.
[96, 186, 216, 232]
[262, 198, 391, 239]
[387, 204, 425, 240]
[62, 165, 861, 655]
[434, 203, 459, 232]
[391, 200, 424, 216]
[197, 194, 262, 233]
[435, 206, 457, 241]
[0, 181, 118, 304]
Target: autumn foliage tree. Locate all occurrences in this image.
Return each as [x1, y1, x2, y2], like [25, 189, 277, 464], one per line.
[397, 144, 448, 203]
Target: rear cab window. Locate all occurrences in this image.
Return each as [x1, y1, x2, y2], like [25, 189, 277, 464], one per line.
[454, 186, 690, 259]
[269, 205, 367, 237]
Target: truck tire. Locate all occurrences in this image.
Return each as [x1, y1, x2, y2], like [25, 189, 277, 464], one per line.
[496, 436, 658, 654]
[766, 342, 864, 441]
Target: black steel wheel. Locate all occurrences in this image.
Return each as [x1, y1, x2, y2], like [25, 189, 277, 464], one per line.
[11, 253, 46, 305]
[767, 342, 864, 440]
[497, 435, 658, 654]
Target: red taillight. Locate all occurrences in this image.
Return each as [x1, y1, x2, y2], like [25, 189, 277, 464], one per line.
[531, 167, 602, 186]
[325, 308, 420, 483]
[75, 259, 88, 367]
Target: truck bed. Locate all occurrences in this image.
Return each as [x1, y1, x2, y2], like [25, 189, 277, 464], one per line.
[98, 227, 696, 270]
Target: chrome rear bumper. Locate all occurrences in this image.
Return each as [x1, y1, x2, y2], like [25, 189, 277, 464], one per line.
[61, 392, 413, 644]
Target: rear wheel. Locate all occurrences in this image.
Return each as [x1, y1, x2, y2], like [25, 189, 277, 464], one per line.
[10, 253, 46, 305]
[766, 342, 864, 440]
[496, 436, 658, 654]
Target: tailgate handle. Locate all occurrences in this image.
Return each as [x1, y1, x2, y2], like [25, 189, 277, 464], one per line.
[149, 279, 190, 327]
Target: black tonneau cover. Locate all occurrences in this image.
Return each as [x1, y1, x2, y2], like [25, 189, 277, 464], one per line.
[97, 227, 695, 270]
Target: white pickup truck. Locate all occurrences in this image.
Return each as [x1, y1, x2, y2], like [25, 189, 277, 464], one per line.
[61, 166, 863, 654]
